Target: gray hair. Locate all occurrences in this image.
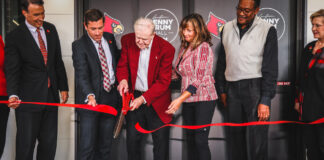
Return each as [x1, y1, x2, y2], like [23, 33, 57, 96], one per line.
[134, 17, 155, 34]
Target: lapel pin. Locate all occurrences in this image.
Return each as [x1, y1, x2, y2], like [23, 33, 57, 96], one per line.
[46, 29, 50, 33]
[109, 40, 112, 44]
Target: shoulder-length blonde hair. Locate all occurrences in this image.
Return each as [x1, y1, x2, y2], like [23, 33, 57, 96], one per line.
[179, 13, 212, 50]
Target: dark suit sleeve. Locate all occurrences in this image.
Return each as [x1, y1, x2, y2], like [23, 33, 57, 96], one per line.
[4, 34, 22, 96]
[260, 26, 278, 106]
[142, 42, 175, 106]
[215, 31, 227, 95]
[53, 26, 69, 91]
[72, 41, 94, 98]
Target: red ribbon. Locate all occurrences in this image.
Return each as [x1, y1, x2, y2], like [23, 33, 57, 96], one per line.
[135, 117, 324, 134]
[0, 101, 117, 116]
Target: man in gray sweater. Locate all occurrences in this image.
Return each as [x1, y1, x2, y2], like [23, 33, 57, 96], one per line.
[215, 0, 278, 160]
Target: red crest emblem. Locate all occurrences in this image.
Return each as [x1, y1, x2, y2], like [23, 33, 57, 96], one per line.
[206, 12, 226, 39]
[104, 13, 124, 35]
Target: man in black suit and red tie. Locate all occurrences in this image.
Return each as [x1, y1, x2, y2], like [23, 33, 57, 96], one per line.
[72, 9, 120, 160]
[4, 0, 69, 159]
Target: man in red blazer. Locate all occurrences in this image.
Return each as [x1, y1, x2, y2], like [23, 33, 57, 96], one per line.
[117, 18, 175, 160]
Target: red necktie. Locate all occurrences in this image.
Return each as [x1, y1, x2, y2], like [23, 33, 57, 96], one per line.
[36, 28, 50, 87]
[97, 41, 111, 92]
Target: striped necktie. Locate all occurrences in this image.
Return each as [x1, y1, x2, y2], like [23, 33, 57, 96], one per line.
[97, 41, 111, 92]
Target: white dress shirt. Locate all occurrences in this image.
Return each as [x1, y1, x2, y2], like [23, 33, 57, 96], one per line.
[135, 39, 153, 92]
[25, 20, 47, 50]
[88, 35, 115, 84]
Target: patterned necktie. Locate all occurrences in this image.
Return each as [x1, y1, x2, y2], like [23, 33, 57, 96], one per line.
[36, 28, 50, 87]
[36, 28, 48, 65]
[97, 41, 111, 92]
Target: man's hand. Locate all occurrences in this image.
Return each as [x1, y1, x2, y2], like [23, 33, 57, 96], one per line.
[294, 102, 301, 114]
[220, 93, 227, 107]
[117, 79, 129, 96]
[258, 104, 270, 121]
[87, 95, 97, 107]
[60, 91, 69, 104]
[165, 98, 182, 114]
[8, 97, 21, 109]
[130, 96, 144, 111]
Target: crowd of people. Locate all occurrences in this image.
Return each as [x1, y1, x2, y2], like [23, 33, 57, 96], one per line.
[0, 0, 323, 160]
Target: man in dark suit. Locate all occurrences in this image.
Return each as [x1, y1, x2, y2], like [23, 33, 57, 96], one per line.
[4, 0, 69, 160]
[117, 18, 175, 160]
[72, 9, 120, 160]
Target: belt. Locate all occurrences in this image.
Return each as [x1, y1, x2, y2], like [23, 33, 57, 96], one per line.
[134, 90, 145, 95]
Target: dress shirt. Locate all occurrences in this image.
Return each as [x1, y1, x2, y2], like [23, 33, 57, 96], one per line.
[25, 20, 47, 50]
[135, 38, 153, 92]
[88, 34, 115, 84]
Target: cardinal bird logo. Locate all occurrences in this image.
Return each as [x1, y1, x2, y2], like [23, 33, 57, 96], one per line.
[206, 12, 226, 39]
[104, 13, 124, 35]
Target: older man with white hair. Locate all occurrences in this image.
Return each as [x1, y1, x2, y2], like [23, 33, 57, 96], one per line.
[117, 17, 175, 160]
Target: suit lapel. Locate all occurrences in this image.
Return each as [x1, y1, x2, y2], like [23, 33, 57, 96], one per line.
[21, 23, 45, 66]
[131, 42, 140, 90]
[175, 48, 185, 67]
[147, 36, 159, 86]
[84, 34, 101, 67]
[103, 34, 116, 71]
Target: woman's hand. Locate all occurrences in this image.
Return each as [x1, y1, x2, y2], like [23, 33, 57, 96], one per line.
[165, 91, 192, 114]
[165, 98, 183, 114]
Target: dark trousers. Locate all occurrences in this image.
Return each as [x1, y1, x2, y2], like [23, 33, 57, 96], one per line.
[182, 100, 216, 160]
[77, 88, 118, 160]
[226, 78, 269, 160]
[125, 91, 170, 160]
[0, 96, 9, 158]
[303, 124, 324, 160]
[15, 89, 58, 160]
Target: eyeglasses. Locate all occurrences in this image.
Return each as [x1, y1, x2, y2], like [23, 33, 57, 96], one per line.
[312, 24, 323, 28]
[236, 6, 255, 14]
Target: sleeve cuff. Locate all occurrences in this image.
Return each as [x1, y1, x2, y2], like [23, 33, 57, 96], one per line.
[9, 95, 19, 100]
[260, 96, 271, 107]
[85, 93, 95, 103]
[217, 86, 226, 94]
[186, 85, 197, 95]
[141, 96, 147, 104]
